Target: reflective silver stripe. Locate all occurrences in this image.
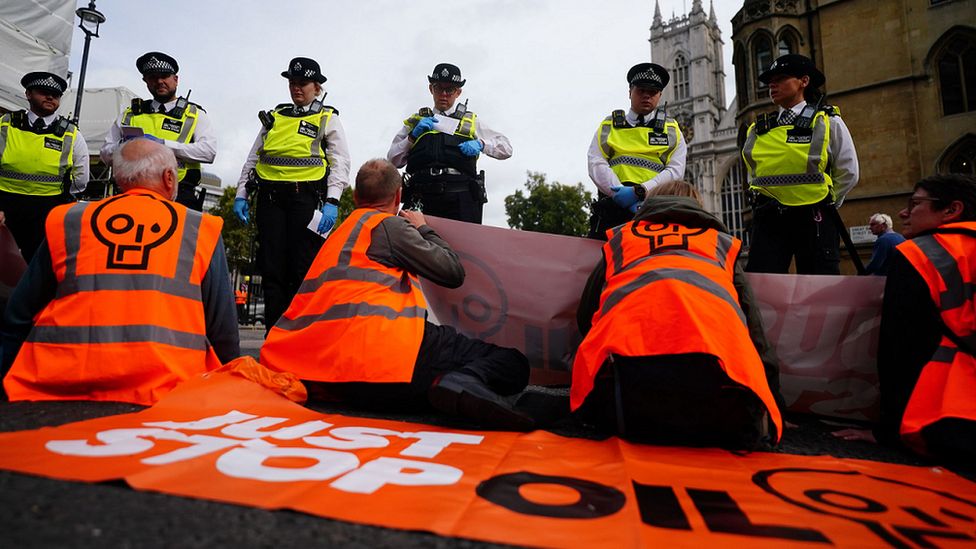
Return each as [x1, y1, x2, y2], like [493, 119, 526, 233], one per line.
[716, 233, 735, 269]
[0, 115, 9, 156]
[457, 113, 476, 136]
[742, 126, 758, 176]
[807, 115, 828, 174]
[600, 266, 747, 326]
[59, 130, 74, 177]
[598, 121, 613, 156]
[298, 211, 398, 295]
[932, 345, 957, 363]
[258, 155, 324, 167]
[608, 155, 666, 173]
[121, 110, 133, 125]
[276, 302, 426, 332]
[176, 210, 202, 281]
[913, 235, 975, 311]
[0, 169, 62, 183]
[608, 226, 625, 275]
[26, 324, 208, 350]
[57, 274, 201, 300]
[310, 111, 330, 158]
[750, 173, 826, 188]
[176, 106, 197, 143]
[62, 202, 89, 280]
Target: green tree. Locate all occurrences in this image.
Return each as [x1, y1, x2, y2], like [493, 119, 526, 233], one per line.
[504, 171, 593, 237]
[209, 187, 258, 275]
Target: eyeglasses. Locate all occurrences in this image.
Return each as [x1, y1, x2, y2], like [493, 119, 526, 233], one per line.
[906, 196, 940, 211]
[431, 85, 459, 95]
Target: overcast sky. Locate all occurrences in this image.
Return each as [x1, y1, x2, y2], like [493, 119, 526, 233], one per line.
[66, 0, 742, 227]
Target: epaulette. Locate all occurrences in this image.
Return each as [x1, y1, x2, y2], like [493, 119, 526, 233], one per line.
[273, 103, 292, 111]
[821, 104, 840, 117]
[611, 109, 627, 129]
[189, 101, 206, 113]
[323, 105, 338, 115]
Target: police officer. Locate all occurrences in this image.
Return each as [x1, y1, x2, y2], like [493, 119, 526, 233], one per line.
[387, 63, 511, 224]
[233, 57, 351, 331]
[101, 52, 216, 211]
[742, 54, 859, 274]
[0, 72, 89, 262]
[586, 62, 686, 240]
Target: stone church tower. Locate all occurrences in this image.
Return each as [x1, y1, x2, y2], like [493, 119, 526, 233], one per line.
[650, 0, 746, 241]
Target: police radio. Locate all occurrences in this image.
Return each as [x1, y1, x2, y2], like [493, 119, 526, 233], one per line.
[451, 99, 469, 120]
[794, 92, 825, 129]
[650, 101, 668, 133]
[308, 99, 323, 114]
[170, 90, 191, 119]
[258, 109, 274, 130]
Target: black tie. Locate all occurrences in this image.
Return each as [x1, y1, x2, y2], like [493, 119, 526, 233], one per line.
[637, 114, 646, 127]
[32, 117, 45, 131]
[157, 103, 167, 114]
[778, 109, 796, 126]
[295, 106, 304, 115]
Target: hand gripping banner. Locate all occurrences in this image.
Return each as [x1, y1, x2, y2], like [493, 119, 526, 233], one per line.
[421, 217, 886, 420]
[0, 373, 974, 547]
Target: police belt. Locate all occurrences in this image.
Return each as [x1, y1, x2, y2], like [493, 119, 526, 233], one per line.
[407, 171, 474, 194]
[257, 180, 318, 194]
[412, 167, 465, 177]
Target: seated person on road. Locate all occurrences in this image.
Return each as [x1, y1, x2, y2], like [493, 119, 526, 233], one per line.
[2, 138, 240, 404]
[260, 158, 533, 430]
[572, 181, 783, 448]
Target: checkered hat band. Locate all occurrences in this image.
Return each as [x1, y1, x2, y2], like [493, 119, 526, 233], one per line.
[609, 156, 666, 173]
[143, 57, 175, 73]
[259, 155, 324, 167]
[632, 71, 662, 85]
[26, 77, 61, 90]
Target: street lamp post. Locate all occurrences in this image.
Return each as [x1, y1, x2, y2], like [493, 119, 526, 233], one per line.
[72, 0, 106, 125]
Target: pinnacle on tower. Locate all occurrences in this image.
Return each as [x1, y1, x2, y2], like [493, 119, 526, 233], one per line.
[653, 0, 662, 26]
[709, 0, 717, 22]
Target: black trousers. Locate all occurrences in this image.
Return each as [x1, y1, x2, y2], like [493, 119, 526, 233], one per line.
[174, 182, 203, 211]
[745, 196, 840, 274]
[256, 184, 324, 331]
[306, 322, 530, 410]
[0, 190, 69, 263]
[577, 353, 768, 448]
[405, 175, 483, 224]
[587, 195, 633, 241]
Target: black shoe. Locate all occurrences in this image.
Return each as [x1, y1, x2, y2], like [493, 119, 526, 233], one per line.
[428, 372, 535, 432]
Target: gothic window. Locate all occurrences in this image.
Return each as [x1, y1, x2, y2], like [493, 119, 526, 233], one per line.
[776, 33, 796, 57]
[674, 54, 690, 101]
[721, 160, 750, 246]
[734, 43, 748, 109]
[940, 134, 976, 175]
[753, 35, 773, 100]
[936, 33, 976, 115]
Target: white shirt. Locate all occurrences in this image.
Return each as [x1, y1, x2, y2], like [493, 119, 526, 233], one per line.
[100, 97, 217, 167]
[586, 108, 687, 197]
[776, 101, 860, 207]
[386, 104, 512, 169]
[234, 104, 351, 201]
[25, 110, 90, 195]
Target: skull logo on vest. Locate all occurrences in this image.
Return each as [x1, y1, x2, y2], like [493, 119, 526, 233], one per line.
[631, 222, 708, 253]
[91, 194, 179, 270]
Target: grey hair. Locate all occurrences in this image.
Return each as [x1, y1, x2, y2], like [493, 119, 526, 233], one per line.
[869, 213, 892, 228]
[112, 139, 178, 190]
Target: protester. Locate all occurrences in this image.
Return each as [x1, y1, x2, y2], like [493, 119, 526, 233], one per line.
[586, 62, 686, 240]
[387, 63, 511, 224]
[743, 54, 859, 274]
[834, 174, 976, 461]
[0, 71, 89, 263]
[261, 159, 533, 430]
[233, 57, 350, 332]
[101, 52, 216, 210]
[572, 181, 782, 447]
[864, 213, 905, 275]
[2, 138, 239, 404]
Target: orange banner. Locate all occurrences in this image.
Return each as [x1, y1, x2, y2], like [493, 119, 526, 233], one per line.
[1, 373, 974, 548]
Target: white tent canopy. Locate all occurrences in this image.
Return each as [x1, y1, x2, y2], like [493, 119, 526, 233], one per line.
[0, 0, 75, 112]
[58, 87, 139, 156]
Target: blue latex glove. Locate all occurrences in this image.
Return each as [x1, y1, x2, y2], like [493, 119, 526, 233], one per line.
[317, 202, 338, 234]
[233, 197, 249, 224]
[629, 201, 642, 214]
[459, 139, 483, 157]
[610, 185, 639, 209]
[410, 116, 437, 139]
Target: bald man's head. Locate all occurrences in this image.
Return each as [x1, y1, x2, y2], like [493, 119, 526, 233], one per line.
[112, 138, 178, 199]
[354, 159, 402, 208]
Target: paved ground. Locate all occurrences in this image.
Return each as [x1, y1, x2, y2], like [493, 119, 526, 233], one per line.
[1, 326, 973, 548]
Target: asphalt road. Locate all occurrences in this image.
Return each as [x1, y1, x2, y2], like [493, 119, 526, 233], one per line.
[0, 327, 972, 548]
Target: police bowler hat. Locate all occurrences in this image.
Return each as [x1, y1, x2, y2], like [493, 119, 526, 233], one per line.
[281, 57, 327, 84]
[21, 72, 68, 96]
[758, 54, 825, 88]
[428, 63, 465, 87]
[137, 52, 179, 75]
[627, 63, 670, 90]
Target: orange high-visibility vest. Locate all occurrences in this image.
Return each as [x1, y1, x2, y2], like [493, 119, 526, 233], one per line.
[571, 220, 782, 441]
[895, 222, 976, 454]
[261, 208, 427, 382]
[3, 189, 224, 405]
